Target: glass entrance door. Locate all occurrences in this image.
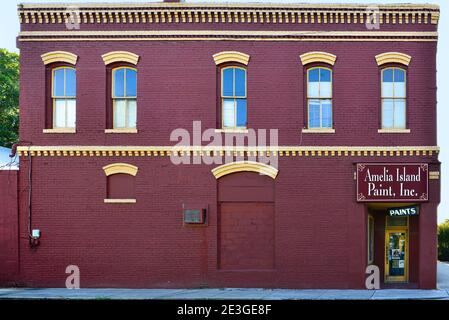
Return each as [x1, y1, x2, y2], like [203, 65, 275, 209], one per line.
[385, 231, 408, 282]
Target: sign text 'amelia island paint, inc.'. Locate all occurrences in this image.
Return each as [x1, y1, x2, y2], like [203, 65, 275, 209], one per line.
[357, 164, 429, 202]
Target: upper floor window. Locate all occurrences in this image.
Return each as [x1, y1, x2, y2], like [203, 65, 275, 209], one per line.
[52, 67, 76, 128]
[221, 66, 247, 129]
[112, 67, 137, 129]
[381, 67, 406, 129]
[307, 67, 332, 129]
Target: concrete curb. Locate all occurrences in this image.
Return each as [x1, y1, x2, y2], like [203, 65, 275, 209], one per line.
[0, 288, 448, 300]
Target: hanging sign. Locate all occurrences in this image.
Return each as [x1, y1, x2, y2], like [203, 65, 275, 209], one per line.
[356, 163, 428, 202]
[388, 205, 420, 217]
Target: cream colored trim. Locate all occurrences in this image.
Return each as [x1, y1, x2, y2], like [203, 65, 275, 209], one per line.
[300, 51, 337, 66]
[21, 38, 438, 43]
[103, 163, 138, 176]
[104, 199, 136, 204]
[41, 51, 78, 65]
[212, 161, 278, 180]
[18, 3, 440, 9]
[214, 129, 249, 134]
[429, 171, 440, 180]
[378, 129, 411, 134]
[19, 31, 438, 43]
[375, 52, 412, 66]
[43, 128, 76, 134]
[213, 51, 250, 66]
[302, 128, 336, 134]
[102, 51, 139, 66]
[105, 129, 138, 134]
[16, 146, 440, 157]
[18, 4, 440, 27]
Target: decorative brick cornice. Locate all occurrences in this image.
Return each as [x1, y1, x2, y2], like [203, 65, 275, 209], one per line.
[17, 3, 440, 26]
[16, 145, 440, 158]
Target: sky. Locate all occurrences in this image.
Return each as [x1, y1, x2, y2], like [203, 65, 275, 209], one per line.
[0, 0, 447, 223]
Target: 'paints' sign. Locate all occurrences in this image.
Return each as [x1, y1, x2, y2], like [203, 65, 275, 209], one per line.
[356, 163, 428, 202]
[388, 205, 420, 216]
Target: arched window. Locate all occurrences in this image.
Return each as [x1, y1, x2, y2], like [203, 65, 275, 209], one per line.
[112, 67, 137, 129]
[307, 67, 332, 129]
[381, 67, 406, 129]
[221, 66, 247, 129]
[52, 67, 76, 129]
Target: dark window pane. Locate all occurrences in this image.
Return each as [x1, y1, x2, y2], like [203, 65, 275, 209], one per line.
[394, 69, 405, 83]
[222, 68, 234, 96]
[320, 68, 331, 82]
[308, 68, 319, 82]
[65, 68, 76, 97]
[235, 68, 246, 97]
[236, 99, 247, 127]
[114, 68, 125, 97]
[53, 68, 65, 96]
[383, 68, 394, 82]
[125, 69, 137, 97]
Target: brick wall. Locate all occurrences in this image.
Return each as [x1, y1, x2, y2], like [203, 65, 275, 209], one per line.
[0, 170, 19, 285]
[19, 40, 437, 147]
[11, 153, 438, 288]
[13, 3, 440, 289]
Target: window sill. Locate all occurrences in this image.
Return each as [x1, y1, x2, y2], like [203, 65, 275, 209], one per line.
[378, 129, 411, 134]
[214, 128, 249, 134]
[104, 199, 136, 204]
[105, 129, 138, 134]
[43, 128, 76, 134]
[302, 128, 335, 134]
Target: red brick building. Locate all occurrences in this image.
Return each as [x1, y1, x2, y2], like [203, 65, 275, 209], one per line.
[0, 1, 441, 289]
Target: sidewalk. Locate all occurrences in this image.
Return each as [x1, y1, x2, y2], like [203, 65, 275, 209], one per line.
[0, 288, 448, 300]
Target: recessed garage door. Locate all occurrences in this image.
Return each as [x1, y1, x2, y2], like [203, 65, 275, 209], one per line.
[218, 172, 275, 270]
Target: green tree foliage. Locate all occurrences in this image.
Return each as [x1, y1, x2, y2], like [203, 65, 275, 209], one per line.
[438, 220, 449, 261]
[0, 48, 19, 148]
